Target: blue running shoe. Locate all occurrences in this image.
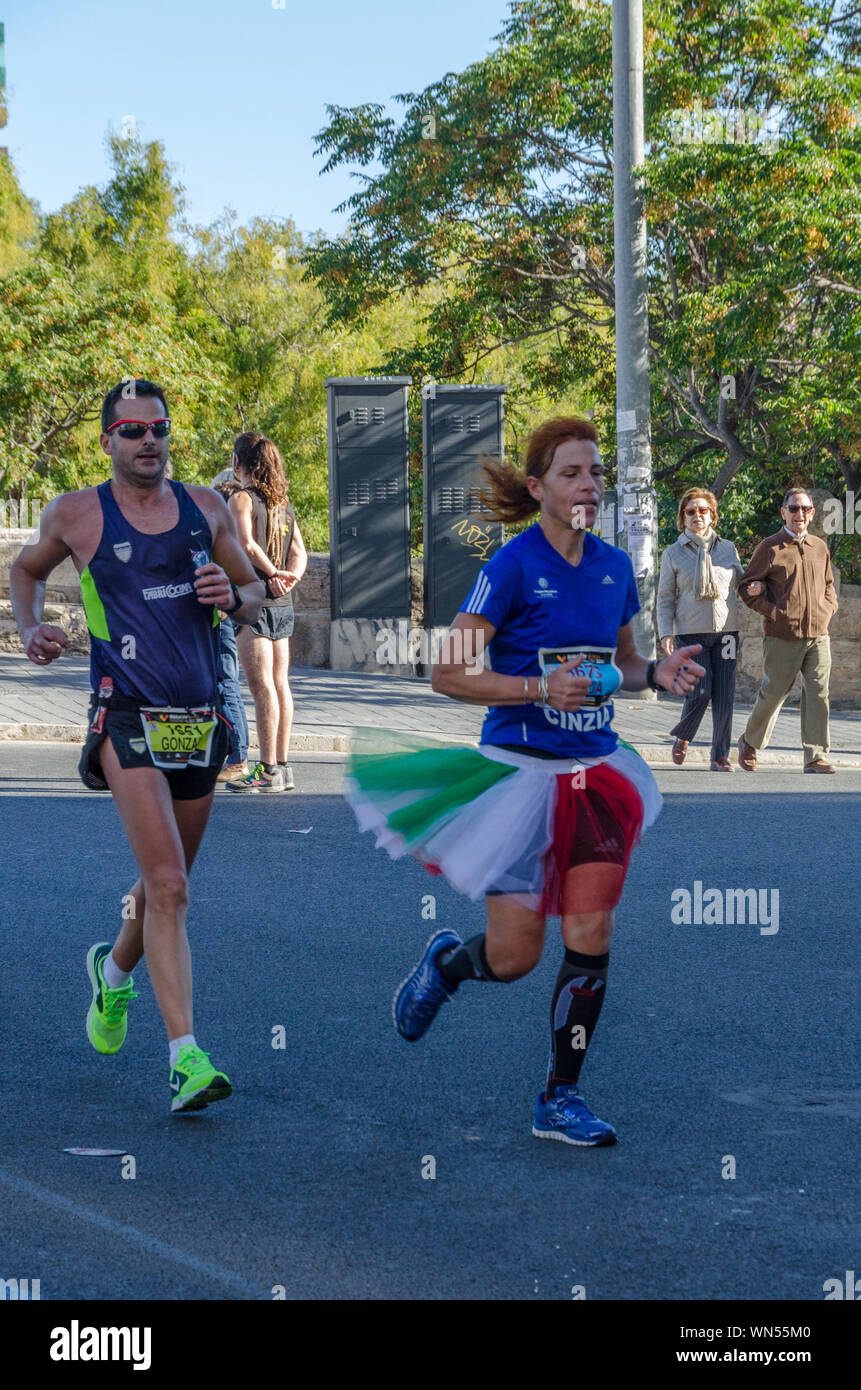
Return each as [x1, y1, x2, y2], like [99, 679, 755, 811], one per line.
[532, 1084, 617, 1147]
[392, 929, 462, 1042]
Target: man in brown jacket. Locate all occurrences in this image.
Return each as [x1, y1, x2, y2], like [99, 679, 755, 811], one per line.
[737, 488, 838, 772]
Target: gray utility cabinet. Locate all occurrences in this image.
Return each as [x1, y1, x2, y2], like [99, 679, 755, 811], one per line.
[325, 377, 412, 619]
[422, 383, 506, 628]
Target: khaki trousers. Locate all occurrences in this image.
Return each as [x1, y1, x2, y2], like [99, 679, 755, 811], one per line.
[744, 635, 831, 764]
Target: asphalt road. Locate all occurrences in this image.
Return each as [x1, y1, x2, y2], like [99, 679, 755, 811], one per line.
[0, 744, 859, 1301]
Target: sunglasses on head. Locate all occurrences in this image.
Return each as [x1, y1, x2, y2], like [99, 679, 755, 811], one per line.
[106, 418, 171, 440]
[787, 503, 813, 513]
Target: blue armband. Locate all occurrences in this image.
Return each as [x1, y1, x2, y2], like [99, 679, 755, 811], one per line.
[571, 657, 622, 704]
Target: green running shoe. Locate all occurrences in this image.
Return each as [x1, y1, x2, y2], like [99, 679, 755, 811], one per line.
[169, 1045, 232, 1113]
[86, 942, 138, 1055]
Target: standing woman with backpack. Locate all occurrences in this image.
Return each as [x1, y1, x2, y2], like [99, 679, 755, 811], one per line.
[227, 433, 307, 793]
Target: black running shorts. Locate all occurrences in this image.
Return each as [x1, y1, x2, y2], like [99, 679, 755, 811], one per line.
[78, 696, 231, 801]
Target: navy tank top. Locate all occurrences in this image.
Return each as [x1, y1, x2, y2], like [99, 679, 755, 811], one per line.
[81, 479, 220, 705]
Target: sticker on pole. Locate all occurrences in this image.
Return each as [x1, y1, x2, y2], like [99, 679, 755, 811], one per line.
[63, 1147, 127, 1157]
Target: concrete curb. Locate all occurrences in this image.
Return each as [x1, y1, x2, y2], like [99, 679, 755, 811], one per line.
[0, 723, 352, 753]
[1, 721, 859, 769]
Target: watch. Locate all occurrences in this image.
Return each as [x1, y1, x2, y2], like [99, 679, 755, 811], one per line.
[645, 659, 660, 691]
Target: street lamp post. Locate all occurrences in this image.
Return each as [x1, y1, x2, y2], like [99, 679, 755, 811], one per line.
[612, 0, 658, 682]
[0, 22, 8, 156]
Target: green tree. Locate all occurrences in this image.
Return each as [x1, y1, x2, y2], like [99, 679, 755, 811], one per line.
[185, 211, 463, 548]
[40, 134, 189, 298]
[307, 0, 861, 532]
[0, 157, 37, 275]
[0, 261, 221, 498]
[0, 136, 225, 499]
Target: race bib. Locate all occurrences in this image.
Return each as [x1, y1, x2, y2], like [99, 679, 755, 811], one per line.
[538, 646, 622, 707]
[139, 708, 216, 770]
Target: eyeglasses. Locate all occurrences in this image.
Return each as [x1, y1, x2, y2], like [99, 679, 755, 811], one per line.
[786, 504, 813, 513]
[106, 418, 171, 440]
[685, 506, 711, 516]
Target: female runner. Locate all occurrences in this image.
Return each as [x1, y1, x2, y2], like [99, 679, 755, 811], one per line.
[345, 418, 704, 1145]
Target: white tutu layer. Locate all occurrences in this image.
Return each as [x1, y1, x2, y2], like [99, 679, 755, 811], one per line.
[476, 741, 663, 831]
[345, 742, 662, 910]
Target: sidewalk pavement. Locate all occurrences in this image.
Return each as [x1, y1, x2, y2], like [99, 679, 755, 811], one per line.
[1, 652, 860, 766]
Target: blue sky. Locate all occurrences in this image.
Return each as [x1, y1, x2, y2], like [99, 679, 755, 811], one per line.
[1, 0, 514, 237]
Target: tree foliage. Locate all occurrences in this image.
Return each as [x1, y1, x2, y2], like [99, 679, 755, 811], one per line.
[3, 5, 860, 573]
[308, 0, 861, 566]
[0, 138, 446, 548]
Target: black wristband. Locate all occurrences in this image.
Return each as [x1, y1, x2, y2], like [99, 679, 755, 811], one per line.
[645, 659, 660, 691]
[228, 584, 243, 613]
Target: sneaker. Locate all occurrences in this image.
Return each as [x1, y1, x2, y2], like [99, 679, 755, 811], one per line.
[392, 929, 463, 1042]
[278, 763, 295, 790]
[225, 761, 285, 793]
[86, 942, 139, 1056]
[217, 760, 249, 784]
[169, 1045, 232, 1113]
[532, 1084, 617, 1147]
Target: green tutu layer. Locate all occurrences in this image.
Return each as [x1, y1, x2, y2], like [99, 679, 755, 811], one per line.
[346, 731, 515, 844]
[344, 728, 663, 912]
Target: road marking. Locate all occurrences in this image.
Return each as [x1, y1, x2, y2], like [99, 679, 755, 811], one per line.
[0, 1167, 268, 1298]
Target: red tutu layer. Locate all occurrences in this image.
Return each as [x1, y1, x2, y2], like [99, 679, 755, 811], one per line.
[538, 761, 645, 916]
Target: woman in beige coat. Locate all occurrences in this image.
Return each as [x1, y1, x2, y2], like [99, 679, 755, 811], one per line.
[657, 488, 744, 770]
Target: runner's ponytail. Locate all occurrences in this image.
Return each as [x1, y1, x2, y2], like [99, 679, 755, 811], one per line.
[476, 416, 600, 524]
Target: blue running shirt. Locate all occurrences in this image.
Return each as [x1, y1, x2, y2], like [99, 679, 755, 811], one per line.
[80, 480, 221, 705]
[459, 524, 640, 758]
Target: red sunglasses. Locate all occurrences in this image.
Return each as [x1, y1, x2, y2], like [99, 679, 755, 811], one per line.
[106, 418, 171, 440]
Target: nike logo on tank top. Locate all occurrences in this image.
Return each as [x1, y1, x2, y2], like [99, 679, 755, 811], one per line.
[80, 479, 220, 705]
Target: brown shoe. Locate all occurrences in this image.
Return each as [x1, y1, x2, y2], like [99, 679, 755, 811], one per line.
[803, 759, 836, 774]
[710, 757, 734, 772]
[737, 735, 757, 771]
[671, 739, 688, 765]
[217, 760, 249, 783]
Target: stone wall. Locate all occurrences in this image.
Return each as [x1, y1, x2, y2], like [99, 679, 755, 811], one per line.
[0, 530, 331, 666]
[2, 529, 860, 703]
[733, 575, 861, 706]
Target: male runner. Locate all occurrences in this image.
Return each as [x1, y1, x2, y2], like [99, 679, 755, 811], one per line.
[10, 380, 265, 1112]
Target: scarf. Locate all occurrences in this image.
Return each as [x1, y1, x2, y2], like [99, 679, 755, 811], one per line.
[684, 526, 720, 601]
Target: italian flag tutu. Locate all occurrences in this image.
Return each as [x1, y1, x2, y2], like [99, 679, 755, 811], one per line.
[344, 730, 662, 915]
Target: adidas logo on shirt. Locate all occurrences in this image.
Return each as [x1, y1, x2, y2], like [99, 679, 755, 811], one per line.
[601, 574, 614, 584]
